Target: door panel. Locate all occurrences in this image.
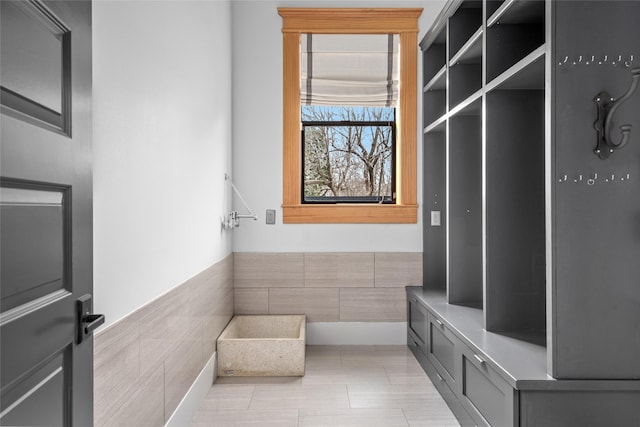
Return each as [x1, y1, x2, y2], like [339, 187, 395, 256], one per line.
[0, 0, 71, 134]
[0, 182, 68, 312]
[0, 351, 68, 427]
[0, 1, 93, 425]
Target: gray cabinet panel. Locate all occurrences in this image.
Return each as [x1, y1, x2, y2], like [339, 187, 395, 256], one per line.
[460, 345, 517, 427]
[422, 0, 640, 381]
[484, 89, 546, 334]
[428, 315, 457, 384]
[408, 330, 427, 363]
[408, 297, 428, 355]
[423, 132, 446, 290]
[521, 390, 640, 427]
[409, 327, 475, 427]
[431, 370, 462, 424]
[418, 0, 640, 422]
[407, 289, 640, 427]
[448, 115, 483, 307]
[551, 0, 640, 379]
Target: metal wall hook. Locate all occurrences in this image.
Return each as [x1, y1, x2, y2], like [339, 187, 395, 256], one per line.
[560, 54, 634, 68]
[593, 67, 640, 159]
[560, 172, 631, 185]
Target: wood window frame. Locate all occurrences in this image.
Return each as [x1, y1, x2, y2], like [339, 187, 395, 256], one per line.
[279, 8, 422, 224]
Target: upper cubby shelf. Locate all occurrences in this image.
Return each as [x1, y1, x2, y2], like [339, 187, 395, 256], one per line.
[424, 115, 447, 134]
[486, 45, 545, 91]
[449, 34, 482, 112]
[450, 27, 483, 66]
[485, 17, 545, 81]
[424, 66, 446, 92]
[449, 1, 483, 61]
[423, 29, 446, 84]
[449, 91, 482, 117]
[422, 19, 447, 130]
[423, 88, 446, 130]
[449, 63, 482, 108]
[487, 0, 545, 27]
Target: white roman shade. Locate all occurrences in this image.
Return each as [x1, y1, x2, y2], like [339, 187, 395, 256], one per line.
[301, 34, 399, 107]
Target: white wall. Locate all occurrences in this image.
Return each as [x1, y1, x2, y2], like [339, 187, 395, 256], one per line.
[231, 0, 446, 253]
[93, 0, 233, 327]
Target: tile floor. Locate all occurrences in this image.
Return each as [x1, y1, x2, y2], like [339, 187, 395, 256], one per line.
[191, 345, 460, 427]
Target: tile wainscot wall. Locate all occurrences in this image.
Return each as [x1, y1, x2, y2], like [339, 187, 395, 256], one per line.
[93, 252, 421, 426]
[234, 253, 423, 322]
[93, 255, 233, 427]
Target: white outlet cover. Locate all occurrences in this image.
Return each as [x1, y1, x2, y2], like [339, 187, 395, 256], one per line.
[430, 210, 441, 226]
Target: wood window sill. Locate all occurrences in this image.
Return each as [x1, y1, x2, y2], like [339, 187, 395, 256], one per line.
[282, 204, 418, 224]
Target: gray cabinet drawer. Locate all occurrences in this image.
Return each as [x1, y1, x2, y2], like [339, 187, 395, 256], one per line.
[427, 313, 458, 386]
[460, 344, 517, 427]
[407, 329, 430, 368]
[408, 297, 428, 354]
[431, 368, 461, 418]
[418, 340, 476, 427]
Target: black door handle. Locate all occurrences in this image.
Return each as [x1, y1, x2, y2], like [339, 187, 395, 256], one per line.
[83, 314, 105, 335]
[76, 294, 105, 343]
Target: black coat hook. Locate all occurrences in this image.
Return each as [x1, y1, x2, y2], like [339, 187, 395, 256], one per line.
[593, 67, 640, 159]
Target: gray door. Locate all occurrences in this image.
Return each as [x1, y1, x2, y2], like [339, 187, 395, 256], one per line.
[0, 0, 95, 425]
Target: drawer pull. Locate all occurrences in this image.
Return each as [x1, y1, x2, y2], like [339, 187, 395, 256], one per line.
[473, 354, 486, 365]
[435, 319, 443, 327]
[411, 298, 417, 303]
[436, 373, 444, 382]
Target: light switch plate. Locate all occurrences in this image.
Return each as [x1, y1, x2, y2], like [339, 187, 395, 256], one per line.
[266, 209, 276, 224]
[430, 210, 441, 226]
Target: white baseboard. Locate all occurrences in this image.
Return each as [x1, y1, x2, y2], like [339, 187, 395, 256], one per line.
[165, 352, 217, 427]
[306, 322, 407, 345]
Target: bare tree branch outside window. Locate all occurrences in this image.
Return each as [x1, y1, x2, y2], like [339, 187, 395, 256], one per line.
[302, 106, 395, 203]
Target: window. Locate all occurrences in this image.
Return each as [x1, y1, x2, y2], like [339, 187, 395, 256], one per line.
[300, 33, 398, 204]
[302, 106, 396, 203]
[279, 8, 422, 223]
